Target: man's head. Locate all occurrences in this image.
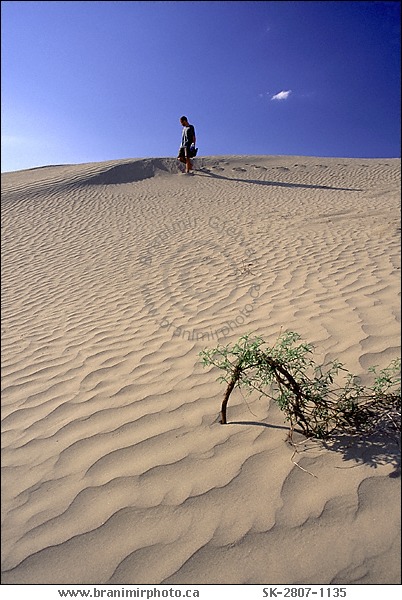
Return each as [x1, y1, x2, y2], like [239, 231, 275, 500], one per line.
[180, 116, 189, 125]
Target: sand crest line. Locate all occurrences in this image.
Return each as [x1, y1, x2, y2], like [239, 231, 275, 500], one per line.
[139, 214, 261, 341]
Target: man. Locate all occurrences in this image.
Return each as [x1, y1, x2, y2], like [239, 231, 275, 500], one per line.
[177, 116, 196, 173]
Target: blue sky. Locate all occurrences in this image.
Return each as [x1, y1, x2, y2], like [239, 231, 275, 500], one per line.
[1, 1, 400, 172]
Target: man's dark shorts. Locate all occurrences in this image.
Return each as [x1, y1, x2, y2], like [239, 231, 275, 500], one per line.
[178, 145, 190, 160]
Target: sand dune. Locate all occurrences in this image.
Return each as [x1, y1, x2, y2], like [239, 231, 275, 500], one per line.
[1, 155, 400, 584]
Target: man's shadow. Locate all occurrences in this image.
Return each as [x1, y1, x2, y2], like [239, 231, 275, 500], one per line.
[195, 168, 363, 192]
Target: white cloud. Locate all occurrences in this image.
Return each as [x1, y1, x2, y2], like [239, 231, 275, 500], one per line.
[271, 90, 292, 101]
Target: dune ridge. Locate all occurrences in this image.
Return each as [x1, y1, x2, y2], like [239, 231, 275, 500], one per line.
[1, 155, 400, 584]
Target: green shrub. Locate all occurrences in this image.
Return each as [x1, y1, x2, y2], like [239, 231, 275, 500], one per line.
[200, 331, 401, 439]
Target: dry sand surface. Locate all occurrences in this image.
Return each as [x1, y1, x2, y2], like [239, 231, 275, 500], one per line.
[1, 155, 401, 585]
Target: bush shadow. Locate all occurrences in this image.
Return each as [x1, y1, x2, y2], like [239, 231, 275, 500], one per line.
[321, 430, 401, 478]
[230, 420, 400, 477]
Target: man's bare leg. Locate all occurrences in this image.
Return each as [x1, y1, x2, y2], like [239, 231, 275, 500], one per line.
[178, 155, 186, 172]
[185, 157, 193, 173]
